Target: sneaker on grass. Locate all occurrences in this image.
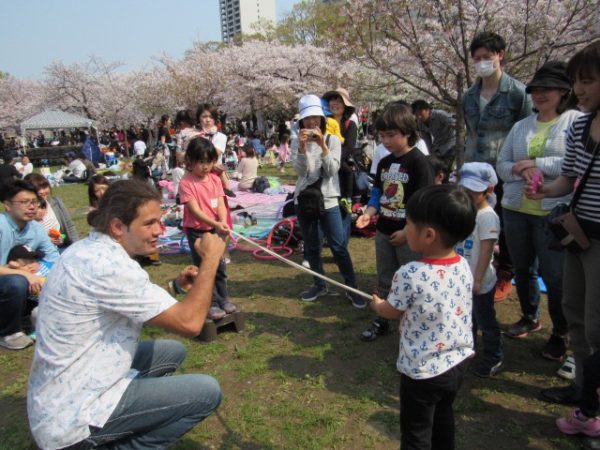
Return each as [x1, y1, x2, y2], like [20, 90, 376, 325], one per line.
[557, 409, 600, 437]
[361, 318, 390, 341]
[301, 285, 328, 302]
[472, 360, 503, 378]
[0, 331, 34, 350]
[542, 334, 568, 361]
[503, 317, 542, 338]
[557, 356, 576, 381]
[346, 291, 367, 309]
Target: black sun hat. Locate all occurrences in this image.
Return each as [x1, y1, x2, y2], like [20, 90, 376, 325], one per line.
[526, 61, 572, 93]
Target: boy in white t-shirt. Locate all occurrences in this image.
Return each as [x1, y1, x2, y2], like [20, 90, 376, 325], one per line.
[370, 184, 477, 450]
[456, 162, 503, 378]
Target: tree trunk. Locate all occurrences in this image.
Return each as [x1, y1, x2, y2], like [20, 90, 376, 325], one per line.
[454, 72, 466, 170]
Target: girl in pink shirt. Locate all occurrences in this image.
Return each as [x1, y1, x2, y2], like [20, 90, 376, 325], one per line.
[179, 137, 237, 320]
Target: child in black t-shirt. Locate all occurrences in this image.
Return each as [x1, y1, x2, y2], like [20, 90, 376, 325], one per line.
[355, 102, 435, 340]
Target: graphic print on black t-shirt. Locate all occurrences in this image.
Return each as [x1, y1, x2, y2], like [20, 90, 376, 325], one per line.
[375, 149, 434, 235]
[380, 163, 408, 219]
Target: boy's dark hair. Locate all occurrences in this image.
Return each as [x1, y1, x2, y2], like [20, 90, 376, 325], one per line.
[567, 40, 600, 85]
[174, 109, 195, 127]
[469, 32, 506, 56]
[427, 155, 447, 179]
[375, 103, 419, 147]
[0, 179, 39, 202]
[132, 158, 150, 180]
[185, 136, 219, 165]
[87, 180, 161, 234]
[411, 100, 432, 113]
[7, 245, 44, 263]
[406, 184, 476, 248]
[24, 173, 51, 191]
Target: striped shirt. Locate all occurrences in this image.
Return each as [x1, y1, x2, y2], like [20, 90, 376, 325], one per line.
[561, 113, 600, 226]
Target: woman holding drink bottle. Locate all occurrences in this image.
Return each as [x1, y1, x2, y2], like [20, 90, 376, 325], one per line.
[496, 61, 581, 359]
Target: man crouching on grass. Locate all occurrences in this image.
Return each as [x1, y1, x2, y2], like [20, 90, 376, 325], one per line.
[28, 180, 227, 450]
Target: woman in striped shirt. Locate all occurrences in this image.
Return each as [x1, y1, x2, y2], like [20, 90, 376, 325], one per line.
[527, 41, 600, 412]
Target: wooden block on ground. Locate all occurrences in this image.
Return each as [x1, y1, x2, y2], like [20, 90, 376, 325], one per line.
[197, 311, 245, 342]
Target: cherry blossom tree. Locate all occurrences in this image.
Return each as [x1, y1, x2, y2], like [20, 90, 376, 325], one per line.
[342, 0, 600, 161]
[0, 75, 44, 131]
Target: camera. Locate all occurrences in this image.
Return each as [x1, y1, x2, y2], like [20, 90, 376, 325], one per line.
[306, 131, 317, 140]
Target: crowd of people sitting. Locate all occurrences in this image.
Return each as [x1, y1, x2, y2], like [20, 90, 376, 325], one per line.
[0, 32, 599, 450]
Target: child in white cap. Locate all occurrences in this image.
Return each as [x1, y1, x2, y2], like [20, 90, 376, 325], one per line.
[456, 162, 503, 377]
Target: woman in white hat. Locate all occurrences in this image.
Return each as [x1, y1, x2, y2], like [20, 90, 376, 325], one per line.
[293, 94, 364, 308]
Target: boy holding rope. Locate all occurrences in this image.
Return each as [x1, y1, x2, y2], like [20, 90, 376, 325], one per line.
[370, 184, 477, 450]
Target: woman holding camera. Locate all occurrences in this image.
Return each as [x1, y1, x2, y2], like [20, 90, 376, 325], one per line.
[293, 95, 364, 308]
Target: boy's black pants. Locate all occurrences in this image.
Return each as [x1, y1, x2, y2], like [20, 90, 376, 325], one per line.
[400, 359, 469, 450]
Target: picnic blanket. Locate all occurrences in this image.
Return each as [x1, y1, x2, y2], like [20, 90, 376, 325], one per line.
[228, 180, 294, 210]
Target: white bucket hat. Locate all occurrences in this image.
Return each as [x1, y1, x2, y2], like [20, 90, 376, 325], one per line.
[298, 94, 325, 121]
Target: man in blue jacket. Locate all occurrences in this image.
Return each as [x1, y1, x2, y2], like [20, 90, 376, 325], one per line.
[462, 31, 533, 302]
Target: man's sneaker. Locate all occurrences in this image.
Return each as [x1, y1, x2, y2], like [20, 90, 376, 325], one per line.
[494, 272, 513, 302]
[557, 409, 600, 437]
[361, 318, 390, 341]
[301, 260, 311, 269]
[541, 384, 582, 405]
[0, 331, 34, 350]
[557, 356, 576, 381]
[504, 317, 542, 338]
[472, 360, 503, 378]
[542, 334, 568, 361]
[301, 285, 328, 302]
[346, 291, 367, 309]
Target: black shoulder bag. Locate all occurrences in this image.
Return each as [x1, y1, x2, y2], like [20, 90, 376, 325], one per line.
[547, 123, 600, 253]
[296, 135, 331, 220]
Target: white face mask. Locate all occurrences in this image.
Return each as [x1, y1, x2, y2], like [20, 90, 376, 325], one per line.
[475, 60, 496, 78]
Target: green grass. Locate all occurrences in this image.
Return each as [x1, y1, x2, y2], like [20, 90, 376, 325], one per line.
[0, 167, 584, 449]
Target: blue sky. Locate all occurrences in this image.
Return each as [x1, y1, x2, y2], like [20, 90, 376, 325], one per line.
[0, 0, 300, 80]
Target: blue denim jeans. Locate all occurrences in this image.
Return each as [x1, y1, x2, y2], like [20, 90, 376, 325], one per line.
[472, 288, 503, 364]
[503, 209, 567, 335]
[78, 340, 222, 450]
[0, 274, 30, 336]
[186, 228, 229, 307]
[296, 205, 356, 289]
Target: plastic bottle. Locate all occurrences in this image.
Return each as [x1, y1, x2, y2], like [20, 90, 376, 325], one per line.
[531, 169, 541, 194]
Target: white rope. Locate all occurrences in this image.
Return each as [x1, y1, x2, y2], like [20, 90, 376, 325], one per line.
[230, 230, 372, 301]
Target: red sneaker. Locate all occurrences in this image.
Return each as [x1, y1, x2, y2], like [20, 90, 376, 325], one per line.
[494, 273, 513, 302]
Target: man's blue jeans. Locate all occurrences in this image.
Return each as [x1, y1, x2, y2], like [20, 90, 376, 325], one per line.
[296, 205, 357, 289]
[78, 340, 222, 450]
[0, 274, 29, 336]
[503, 209, 567, 335]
